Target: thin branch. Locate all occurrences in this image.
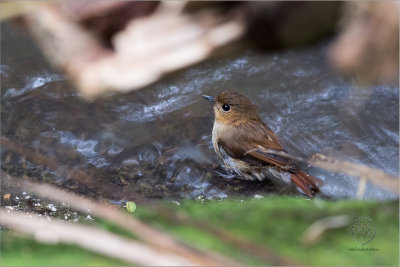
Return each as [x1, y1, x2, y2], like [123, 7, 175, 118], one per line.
[152, 206, 300, 266]
[302, 215, 350, 245]
[255, 149, 399, 195]
[0, 209, 194, 266]
[2, 173, 238, 266]
[356, 178, 367, 200]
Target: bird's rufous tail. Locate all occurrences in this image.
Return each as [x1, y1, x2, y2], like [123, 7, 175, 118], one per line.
[291, 171, 322, 198]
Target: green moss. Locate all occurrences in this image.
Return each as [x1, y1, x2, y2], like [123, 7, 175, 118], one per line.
[95, 217, 137, 240]
[166, 224, 265, 265]
[135, 196, 399, 266]
[0, 231, 129, 266]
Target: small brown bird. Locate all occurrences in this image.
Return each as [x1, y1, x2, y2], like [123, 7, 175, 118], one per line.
[203, 90, 321, 197]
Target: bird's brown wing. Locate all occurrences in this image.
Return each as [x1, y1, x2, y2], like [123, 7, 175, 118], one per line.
[217, 119, 321, 197]
[217, 120, 296, 171]
[245, 147, 296, 171]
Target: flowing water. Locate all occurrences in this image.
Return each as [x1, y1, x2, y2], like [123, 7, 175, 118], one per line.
[1, 21, 399, 207]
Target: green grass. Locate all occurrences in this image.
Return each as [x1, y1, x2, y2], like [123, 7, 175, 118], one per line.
[135, 196, 399, 266]
[1, 196, 398, 266]
[0, 232, 129, 266]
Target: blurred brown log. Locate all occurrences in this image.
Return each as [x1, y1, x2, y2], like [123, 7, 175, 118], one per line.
[243, 1, 342, 49]
[18, 1, 245, 99]
[59, 1, 160, 48]
[328, 1, 399, 85]
[3, 1, 397, 99]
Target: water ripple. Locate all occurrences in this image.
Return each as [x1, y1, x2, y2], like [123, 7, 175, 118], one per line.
[4, 72, 64, 98]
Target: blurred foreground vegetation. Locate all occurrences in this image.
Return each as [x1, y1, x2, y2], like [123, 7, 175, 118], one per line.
[1, 196, 398, 266]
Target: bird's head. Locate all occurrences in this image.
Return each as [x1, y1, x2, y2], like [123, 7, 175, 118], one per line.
[202, 90, 259, 124]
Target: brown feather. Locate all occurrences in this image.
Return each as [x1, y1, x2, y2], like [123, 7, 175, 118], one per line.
[246, 149, 295, 171]
[291, 171, 321, 197]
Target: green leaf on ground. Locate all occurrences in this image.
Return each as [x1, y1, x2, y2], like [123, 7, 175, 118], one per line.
[126, 201, 136, 213]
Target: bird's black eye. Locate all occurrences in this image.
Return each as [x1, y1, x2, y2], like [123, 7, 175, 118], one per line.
[222, 104, 230, 112]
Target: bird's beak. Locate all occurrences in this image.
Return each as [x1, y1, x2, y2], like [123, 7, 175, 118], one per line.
[202, 95, 215, 103]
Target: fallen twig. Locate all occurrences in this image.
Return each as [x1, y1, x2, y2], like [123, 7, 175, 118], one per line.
[310, 153, 398, 194]
[2, 173, 238, 266]
[356, 178, 367, 200]
[302, 215, 350, 245]
[152, 206, 299, 266]
[255, 149, 399, 195]
[0, 209, 193, 266]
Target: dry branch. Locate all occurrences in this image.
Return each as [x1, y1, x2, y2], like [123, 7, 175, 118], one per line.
[152, 206, 299, 266]
[2, 173, 238, 266]
[0, 209, 193, 266]
[310, 153, 398, 195]
[255, 149, 399, 195]
[302, 215, 350, 245]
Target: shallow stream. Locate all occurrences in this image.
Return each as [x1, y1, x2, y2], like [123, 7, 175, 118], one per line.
[1, 22, 398, 209]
